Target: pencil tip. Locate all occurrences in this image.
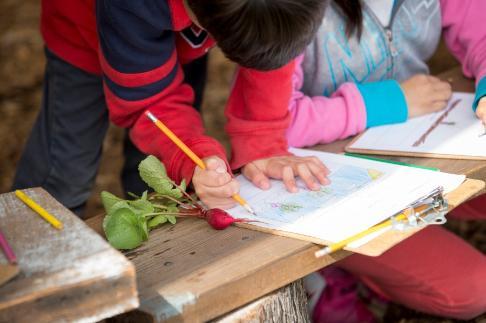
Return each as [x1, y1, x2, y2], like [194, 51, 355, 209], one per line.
[244, 204, 257, 216]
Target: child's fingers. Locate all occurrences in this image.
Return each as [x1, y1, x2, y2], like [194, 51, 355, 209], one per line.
[200, 197, 236, 210]
[204, 156, 227, 173]
[427, 75, 441, 83]
[433, 82, 452, 95]
[194, 169, 232, 187]
[198, 179, 240, 199]
[430, 89, 452, 103]
[477, 102, 486, 124]
[305, 156, 330, 174]
[431, 100, 448, 110]
[306, 161, 330, 185]
[296, 163, 320, 191]
[241, 163, 271, 190]
[282, 166, 298, 193]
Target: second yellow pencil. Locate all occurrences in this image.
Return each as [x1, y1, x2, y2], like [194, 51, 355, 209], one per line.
[15, 190, 63, 230]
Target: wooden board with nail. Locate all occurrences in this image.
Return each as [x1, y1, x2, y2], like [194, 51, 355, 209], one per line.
[0, 188, 139, 323]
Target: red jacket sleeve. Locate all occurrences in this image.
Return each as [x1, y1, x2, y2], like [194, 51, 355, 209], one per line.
[97, 0, 227, 184]
[225, 60, 295, 170]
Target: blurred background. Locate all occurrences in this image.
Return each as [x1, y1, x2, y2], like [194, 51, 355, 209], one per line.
[0, 2, 484, 321]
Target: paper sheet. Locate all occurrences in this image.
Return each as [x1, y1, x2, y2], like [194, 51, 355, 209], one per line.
[348, 92, 486, 158]
[228, 148, 464, 243]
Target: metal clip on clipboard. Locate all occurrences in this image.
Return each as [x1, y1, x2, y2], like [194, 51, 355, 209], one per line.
[390, 187, 448, 231]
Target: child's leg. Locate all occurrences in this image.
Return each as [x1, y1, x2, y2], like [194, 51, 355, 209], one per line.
[12, 49, 108, 216]
[337, 226, 486, 320]
[448, 194, 486, 220]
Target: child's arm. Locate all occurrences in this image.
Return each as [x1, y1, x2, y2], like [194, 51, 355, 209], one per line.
[225, 59, 329, 192]
[440, 0, 486, 119]
[286, 55, 407, 147]
[97, 1, 238, 209]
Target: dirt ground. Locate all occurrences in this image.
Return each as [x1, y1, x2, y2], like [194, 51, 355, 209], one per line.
[0, 1, 484, 322]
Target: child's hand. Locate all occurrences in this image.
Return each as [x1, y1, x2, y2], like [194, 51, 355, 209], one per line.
[400, 74, 452, 118]
[476, 97, 486, 126]
[192, 156, 240, 209]
[241, 156, 330, 193]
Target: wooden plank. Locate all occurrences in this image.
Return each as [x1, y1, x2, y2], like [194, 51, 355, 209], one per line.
[86, 215, 348, 323]
[85, 177, 483, 322]
[0, 188, 139, 323]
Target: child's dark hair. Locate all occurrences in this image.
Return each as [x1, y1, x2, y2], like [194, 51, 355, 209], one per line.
[334, 0, 363, 38]
[186, 0, 327, 70]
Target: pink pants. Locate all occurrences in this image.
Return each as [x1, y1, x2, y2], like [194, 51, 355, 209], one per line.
[338, 194, 486, 320]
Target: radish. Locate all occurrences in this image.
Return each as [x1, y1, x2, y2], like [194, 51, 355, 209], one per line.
[202, 208, 255, 230]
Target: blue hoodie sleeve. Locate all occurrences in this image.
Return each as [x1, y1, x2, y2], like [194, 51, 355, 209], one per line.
[473, 76, 486, 111]
[356, 80, 408, 128]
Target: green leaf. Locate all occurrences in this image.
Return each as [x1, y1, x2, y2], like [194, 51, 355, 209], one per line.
[166, 215, 177, 225]
[138, 216, 149, 241]
[179, 179, 187, 192]
[103, 208, 144, 250]
[138, 155, 183, 198]
[148, 215, 168, 228]
[108, 200, 132, 215]
[101, 191, 124, 213]
[127, 192, 140, 199]
[141, 190, 148, 201]
[128, 199, 154, 215]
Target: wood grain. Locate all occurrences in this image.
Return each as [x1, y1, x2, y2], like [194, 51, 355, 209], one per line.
[0, 265, 19, 288]
[0, 188, 139, 323]
[85, 178, 484, 321]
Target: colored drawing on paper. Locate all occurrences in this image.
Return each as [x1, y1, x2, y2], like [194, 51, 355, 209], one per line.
[254, 165, 382, 223]
[367, 169, 383, 180]
[270, 202, 304, 213]
[413, 99, 461, 147]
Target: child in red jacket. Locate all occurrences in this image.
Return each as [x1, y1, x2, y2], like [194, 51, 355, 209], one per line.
[13, 0, 330, 215]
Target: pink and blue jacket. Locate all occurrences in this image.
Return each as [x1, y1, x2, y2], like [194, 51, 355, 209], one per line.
[287, 0, 486, 147]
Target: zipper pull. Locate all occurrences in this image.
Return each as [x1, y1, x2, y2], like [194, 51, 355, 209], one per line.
[385, 29, 398, 57]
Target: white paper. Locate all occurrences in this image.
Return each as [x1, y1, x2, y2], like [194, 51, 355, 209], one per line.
[349, 92, 486, 157]
[228, 148, 464, 243]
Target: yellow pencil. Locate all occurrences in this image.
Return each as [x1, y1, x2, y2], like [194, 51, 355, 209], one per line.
[315, 204, 428, 257]
[145, 111, 256, 215]
[15, 190, 63, 230]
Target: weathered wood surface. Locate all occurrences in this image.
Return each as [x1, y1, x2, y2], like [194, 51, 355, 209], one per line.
[88, 215, 345, 323]
[86, 179, 483, 322]
[88, 67, 485, 322]
[0, 188, 138, 323]
[213, 280, 309, 323]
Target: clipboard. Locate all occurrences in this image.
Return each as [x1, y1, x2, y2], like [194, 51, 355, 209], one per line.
[345, 132, 486, 160]
[236, 178, 485, 257]
[345, 93, 486, 160]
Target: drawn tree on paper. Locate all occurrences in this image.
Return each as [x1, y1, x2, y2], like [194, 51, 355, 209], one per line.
[270, 202, 304, 213]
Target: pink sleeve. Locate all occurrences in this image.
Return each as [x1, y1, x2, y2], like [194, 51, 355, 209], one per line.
[286, 55, 367, 148]
[441, 0, 486, 82]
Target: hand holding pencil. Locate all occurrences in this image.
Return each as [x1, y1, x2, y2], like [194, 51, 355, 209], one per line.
[145, 111, 255, 214]
[192, 156, 243, 210]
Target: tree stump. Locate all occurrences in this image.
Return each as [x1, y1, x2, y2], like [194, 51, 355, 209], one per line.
[213, 279, 310, 323]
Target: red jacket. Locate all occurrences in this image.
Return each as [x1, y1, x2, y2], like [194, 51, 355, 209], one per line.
[41, 0, 293, 183]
